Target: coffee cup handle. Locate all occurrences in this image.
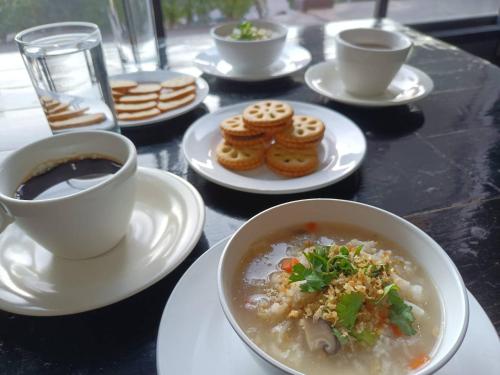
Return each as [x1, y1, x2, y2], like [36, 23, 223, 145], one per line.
[0, 203, 14, 233]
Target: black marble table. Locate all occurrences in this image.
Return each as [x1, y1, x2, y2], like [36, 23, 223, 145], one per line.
[0, 19, 499, 374]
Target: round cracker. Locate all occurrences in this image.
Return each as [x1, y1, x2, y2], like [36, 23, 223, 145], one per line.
[275, 138, 321, 149]
[219, 115, 261, 136]
[159, 85, 196, 102]
[128, 83, 162, 94]
[157, 94, 195, 112]
[216, 140, 264, 171]
[45, 102, 70, 114]
[222, 132, 271, 147]
[118, 108, 161, 121]
[46, 107, 89, 122]
[43, 100, 62, 111]
[114, 101, 157, 113]
[161, 75, 196, 89]
[243, 100, 293, 127]
[275, 115, 325, 144]
[119, 93, 159, 103]
[110, 80, 138, 92]
[266, 143, 319, 177]
[49, 113, 106, 130]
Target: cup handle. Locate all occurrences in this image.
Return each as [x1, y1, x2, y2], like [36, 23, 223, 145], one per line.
[0, 203, 14, 234]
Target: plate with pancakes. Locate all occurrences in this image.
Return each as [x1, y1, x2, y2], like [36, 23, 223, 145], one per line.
[182, 100, 366, 194]
[110, 71, 209, 128]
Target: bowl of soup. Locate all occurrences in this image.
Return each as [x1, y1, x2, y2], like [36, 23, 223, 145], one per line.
[210, 20, 287, 72]
[218, 199, 468, 375]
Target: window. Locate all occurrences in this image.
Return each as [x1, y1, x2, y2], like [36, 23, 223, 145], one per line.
[388, 0, 500, 25]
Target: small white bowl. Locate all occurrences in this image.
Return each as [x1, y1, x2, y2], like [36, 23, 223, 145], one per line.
[210, 20, 287, 73]
[218, 199, 469, 375]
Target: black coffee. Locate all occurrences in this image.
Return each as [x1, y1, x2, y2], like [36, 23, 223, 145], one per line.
[353, 42, 392, 50]
[15, 157, 122, 200]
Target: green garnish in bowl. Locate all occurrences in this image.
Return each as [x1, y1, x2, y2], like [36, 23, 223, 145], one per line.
[229, 21, 273, 41]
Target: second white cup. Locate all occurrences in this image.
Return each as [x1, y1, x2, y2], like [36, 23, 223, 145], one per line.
[335, 28, 412, 97]
[0, 131, 137, 260]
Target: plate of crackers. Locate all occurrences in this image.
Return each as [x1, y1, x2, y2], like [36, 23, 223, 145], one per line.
[110, 71, 209, 128]
[182, 100, 366, 194]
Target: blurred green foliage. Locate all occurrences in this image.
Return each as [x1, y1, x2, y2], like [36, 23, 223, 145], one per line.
[0, 0, 110, 44]
[0, 0, 342, 45]
[162, 0, 255, 28]
[0, 0, 259, 44]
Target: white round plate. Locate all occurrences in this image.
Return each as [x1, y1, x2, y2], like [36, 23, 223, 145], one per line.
[111, 70, 209, 128]
[0, 167, 205, 316]
[182, 101, 366, 194]
[305, 60, 434, 107]
[157, 238, 500, 375]
[194, 44, 311, 82]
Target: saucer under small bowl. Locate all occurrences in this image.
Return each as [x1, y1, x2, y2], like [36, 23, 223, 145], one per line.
[194, 44, 311, 82]
[305, 60, 433, 107]
[0, 167, 205, 316]
[156, 237, 500, 375]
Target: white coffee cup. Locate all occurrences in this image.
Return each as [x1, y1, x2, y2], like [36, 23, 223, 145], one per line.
[335, 28, 412, 97]
[0, 131, 137, 260]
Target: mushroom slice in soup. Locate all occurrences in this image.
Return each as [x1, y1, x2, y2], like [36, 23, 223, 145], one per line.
[301, 318, 340, 355]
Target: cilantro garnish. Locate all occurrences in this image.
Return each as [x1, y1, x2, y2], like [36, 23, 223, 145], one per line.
[289, 263, 334, 292]
[376, 283, 398, 303]
[337, 292, 364, 330]
[331, 254, 357, 275]
[354, 245, 363, 256]
[351, 329, 379, 346]
[369, 265, 384, 277]
[230, 21, 263, 40]
[331, 327, 349, 345]
[377, 283, 416, 335]
[387, 289, 416, 335]
[339, 246, 349, 257]
[289, 245, 357, 292]
[237, 21, 253, 40]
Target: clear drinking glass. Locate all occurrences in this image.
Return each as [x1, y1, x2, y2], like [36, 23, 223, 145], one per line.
[15, 22, 118, 134]
[107, 0, 163, 72]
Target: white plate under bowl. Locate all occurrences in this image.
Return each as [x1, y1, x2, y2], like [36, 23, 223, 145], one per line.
[157, 237, 500, 375]
[111, 70, 209, 128]
[194, 44, 311, 82]
[305, 60, 433, 107]
[182, 100, 366, 194]
[0, 167, 205, 316]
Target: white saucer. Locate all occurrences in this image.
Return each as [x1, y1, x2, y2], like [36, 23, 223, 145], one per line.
[0, 167, 205, 316]
[194, 44, 311, 82]
[305, 60, 434, 107]
[157, 238, 500, 375]
[111, 70, 209, 128]
[182, 100, 366, 195]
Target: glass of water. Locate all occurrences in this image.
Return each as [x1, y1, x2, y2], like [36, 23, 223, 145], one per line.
[15, 22, 118, 134]
[107, 0, 164, 72]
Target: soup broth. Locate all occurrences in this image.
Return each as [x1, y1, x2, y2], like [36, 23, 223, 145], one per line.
[232, 223, 442, 375]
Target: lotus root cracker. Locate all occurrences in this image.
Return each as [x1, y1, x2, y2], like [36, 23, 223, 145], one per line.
[275, 115, 325, 144]
[216, 140, 265, 171]
[266, 143, 319, 177]
[219, 115, 262, 136]
[243, 100, 293, 128]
